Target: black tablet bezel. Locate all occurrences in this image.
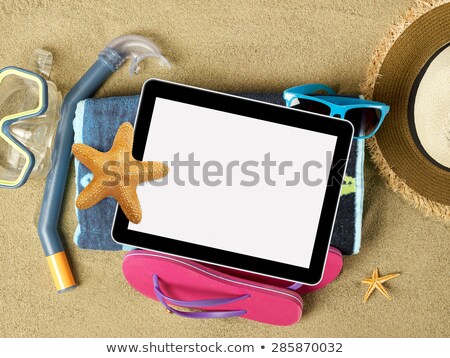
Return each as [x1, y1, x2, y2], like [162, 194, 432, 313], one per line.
[112, 79, 353, 284]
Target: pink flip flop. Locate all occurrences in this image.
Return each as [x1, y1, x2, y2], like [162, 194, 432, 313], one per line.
[123, 250, 303, 326]
[122, 247, 343, 326]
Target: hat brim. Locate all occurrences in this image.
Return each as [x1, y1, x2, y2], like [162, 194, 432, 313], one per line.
[362, 1, 450, 220]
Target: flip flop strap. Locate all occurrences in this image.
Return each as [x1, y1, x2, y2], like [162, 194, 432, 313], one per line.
[287, 282, 303, 290]
[152, 274, 249, 318]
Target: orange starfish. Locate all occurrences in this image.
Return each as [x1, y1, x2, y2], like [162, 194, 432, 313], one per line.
[362, 268, 400, 303]
[72, 122, 168, 224]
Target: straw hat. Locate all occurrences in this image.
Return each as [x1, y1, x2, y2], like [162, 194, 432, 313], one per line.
[362, 0, 450, 220]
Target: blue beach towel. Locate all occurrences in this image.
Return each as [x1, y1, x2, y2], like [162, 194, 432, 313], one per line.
[73, 94, 364, 254]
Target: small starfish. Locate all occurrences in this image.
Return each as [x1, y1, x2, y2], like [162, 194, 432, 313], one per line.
[72, 122, 168, 224]
[362, 268, 400, 303]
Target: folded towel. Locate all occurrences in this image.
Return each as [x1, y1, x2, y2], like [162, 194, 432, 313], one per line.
[73, 94, 364, 254]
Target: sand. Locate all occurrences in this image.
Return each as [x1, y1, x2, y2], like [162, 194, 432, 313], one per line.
[0, 0, 448, 337]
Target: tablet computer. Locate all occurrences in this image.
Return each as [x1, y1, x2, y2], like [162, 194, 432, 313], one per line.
[112, 79, 353, 284]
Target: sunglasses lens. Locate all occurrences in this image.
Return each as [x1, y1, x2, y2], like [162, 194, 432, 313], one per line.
[291, 98, 331, 115]
[345, 108, 382, 137]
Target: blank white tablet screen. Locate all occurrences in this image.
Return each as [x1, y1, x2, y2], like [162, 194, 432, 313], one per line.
[128, 97, 337, 269]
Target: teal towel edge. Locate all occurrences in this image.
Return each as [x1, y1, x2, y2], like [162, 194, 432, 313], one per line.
[353, 138, 365, 254]
[73, 100, 86, 248]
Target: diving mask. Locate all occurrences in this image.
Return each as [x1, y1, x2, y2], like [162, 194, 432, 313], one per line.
[0, 53, 61, 188]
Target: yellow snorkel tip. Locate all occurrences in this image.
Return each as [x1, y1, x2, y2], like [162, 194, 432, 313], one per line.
[46, 252, 76, 293]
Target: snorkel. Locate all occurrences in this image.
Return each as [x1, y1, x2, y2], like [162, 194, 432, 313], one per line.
[37, 35, 170, 293]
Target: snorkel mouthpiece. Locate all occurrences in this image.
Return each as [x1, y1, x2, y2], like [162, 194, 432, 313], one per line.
[38, 35, 170, 293]
[100, 34, 171, 75]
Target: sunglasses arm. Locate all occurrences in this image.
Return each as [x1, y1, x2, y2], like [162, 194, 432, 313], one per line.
[283, 83, 336, 103]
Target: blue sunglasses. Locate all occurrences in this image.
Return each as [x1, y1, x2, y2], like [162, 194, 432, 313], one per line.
[283, 84, 390, 139]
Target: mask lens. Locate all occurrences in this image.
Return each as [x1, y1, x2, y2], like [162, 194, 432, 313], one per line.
[0, 74, 41, 119]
